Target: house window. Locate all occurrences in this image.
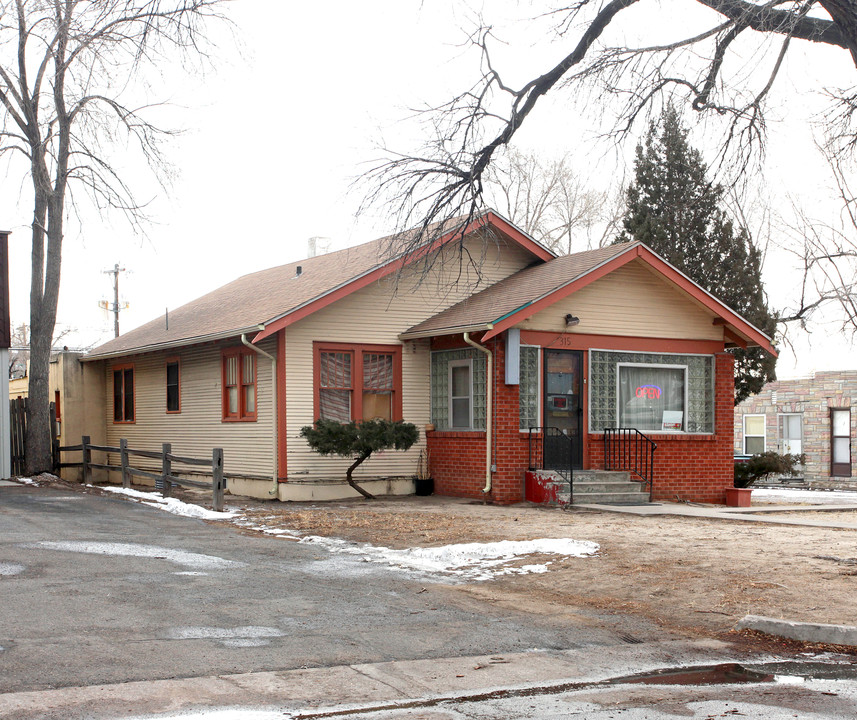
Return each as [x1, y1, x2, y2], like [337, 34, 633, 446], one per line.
[589, 351, 713, 433]
[222, 349, 257, 421]
[519, 345, 539, 430]
[315, 343, 402, 422]
[430, 349, 486, 430]
[778, 413, 802, 455]
[831, 408, 852, 477]
[743, 414, 766, 455]
[449, 359, 473, 430]
[113, 365, 135, 423]
[617, 364, 686, 433]
[166, 358, 180, 413]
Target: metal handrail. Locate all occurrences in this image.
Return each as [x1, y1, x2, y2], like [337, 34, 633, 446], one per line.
[528, 426, 574, 504]
[604, 427, 657, 501]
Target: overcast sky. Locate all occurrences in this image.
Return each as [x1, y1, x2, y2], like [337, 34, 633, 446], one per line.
[1, 0, 852, 377]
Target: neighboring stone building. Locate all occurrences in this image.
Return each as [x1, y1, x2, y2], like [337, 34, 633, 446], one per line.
[734, 371, 856, 488]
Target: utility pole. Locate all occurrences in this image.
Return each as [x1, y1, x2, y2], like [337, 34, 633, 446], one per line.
[99, 264, 127, 338]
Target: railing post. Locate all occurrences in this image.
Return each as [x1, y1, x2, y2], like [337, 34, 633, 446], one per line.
[161, 442, 171, 496]
[81, 435, 91, 485]
[120, 438, 130, 488]
[212, 448, 224, 512]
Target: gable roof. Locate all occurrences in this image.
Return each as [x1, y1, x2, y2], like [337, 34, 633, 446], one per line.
[401, 242, 777, 356]
[84, 211, 552, 360]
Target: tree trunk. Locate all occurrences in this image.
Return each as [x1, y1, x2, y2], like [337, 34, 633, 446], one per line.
[345, 452, 376, 500]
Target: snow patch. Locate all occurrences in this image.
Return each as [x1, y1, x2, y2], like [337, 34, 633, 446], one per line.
[753, 488, 857, 505]
[100, 486, 238, 520]
[0, 562, 25, 576]
[299, 536, 599, 581]
[24, 541, 242, 570]
[166, 626, 285, 648]
[14, 477, 37, 486]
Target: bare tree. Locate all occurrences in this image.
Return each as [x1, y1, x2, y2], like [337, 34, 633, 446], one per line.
[483, 148, 620, 253]
[0, 0, 226, 474]
[364, 1, 857, 311]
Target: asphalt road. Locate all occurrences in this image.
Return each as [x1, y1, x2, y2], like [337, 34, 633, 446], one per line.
[0, 483, 666, 695]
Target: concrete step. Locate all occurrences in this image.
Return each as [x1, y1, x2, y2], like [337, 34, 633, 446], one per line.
[572, 491, 651, 505]
[574, 470, 632, 484]
[574, 480, 644, 494]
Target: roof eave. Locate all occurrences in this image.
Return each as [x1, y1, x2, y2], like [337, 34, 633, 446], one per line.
[81, 326, 262, 362]
[399, 323, 495, 340]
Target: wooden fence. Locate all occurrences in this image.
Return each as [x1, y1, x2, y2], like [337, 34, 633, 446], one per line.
[10, 398, 59, 476]
[58, 436, 226, 511]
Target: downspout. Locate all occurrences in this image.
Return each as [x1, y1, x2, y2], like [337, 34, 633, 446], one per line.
[463, 332, 492, 495]
[241, 330, 279, 497]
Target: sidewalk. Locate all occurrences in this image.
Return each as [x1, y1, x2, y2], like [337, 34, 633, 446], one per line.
[573, 499, 857, 530]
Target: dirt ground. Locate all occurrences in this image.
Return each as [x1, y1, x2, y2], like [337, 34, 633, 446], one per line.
[229, 494, 857, 644]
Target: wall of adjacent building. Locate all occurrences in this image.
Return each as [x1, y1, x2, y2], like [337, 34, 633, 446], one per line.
[734, 371, 857, 487]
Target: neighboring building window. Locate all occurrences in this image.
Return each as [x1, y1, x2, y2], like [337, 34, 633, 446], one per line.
[519, 345, 539, 430]
[449, 359, 473, 430]
[831, 408, 852, 477]
[315, 343, 402, 422]
[113, 365, 135, 423]
[166, 358, 181, 413]
[743, 414, 766, 454]
[430, 349, 486, 430]
[618, 364, 686, 432]
[778, 413, 802, 455]
[589, 351, 714, 433]
[222, 349, 257, 421]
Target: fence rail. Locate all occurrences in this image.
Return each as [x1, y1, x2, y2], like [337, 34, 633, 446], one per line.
[58, 435, 226, 511]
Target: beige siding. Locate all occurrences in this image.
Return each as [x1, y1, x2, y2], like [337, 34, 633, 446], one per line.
[286, 236, 534, 480]
[103, 338, 276, 479]
[520, 260, 724, 341]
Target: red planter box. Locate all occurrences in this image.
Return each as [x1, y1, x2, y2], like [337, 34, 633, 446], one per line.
[725, 487, 753, 507]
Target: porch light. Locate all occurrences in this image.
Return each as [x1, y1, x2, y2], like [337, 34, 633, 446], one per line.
[565, 314, 580, 327]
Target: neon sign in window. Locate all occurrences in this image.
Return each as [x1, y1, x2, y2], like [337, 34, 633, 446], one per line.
[635, 384, 662, 399]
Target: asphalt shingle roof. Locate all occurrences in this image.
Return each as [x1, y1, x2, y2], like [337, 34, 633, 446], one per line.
[402, 242, 635, 336]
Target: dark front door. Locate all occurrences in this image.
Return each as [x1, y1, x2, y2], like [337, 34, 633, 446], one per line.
[544, 349, 583, 470]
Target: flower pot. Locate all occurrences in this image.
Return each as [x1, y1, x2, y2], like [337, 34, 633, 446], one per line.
[725, 487, 752, 507]
[414, 478, 434, 496]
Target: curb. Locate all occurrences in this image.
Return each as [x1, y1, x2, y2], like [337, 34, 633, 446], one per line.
[736, 614, 857, 647]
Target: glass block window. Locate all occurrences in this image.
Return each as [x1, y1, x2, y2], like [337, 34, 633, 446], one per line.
[590, 351, 714, 433]
[431, 349, 486, 430]
[519, 345, 539, 430]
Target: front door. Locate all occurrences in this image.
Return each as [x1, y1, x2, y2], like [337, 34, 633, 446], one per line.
[544, 349, 583, 470]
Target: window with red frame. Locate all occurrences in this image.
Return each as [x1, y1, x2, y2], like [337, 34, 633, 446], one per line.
[113, 365, 134, 423]
[222, 349, 257, 421]
[316, 344, 401, 422]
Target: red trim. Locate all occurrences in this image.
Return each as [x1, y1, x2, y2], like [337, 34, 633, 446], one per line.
[482, 245, 777, 356]
[312, 342, 403, 422]
[111, 363, 135, 424]
[723, 327, 748, 349]
[519, 330, 724, 355]
[277, 331, 288, 480]
[54, 390, 61, 421]
[253, 213, 552, 343]
[165, 356, 181, 414]
[221, 347, 258, 422]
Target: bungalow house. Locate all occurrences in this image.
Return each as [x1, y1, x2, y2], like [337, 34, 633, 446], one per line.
[734, 371, 856, 489]
[78, 212, 776, 504]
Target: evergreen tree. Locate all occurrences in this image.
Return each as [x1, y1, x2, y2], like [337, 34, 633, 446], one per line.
[617, 106, 777, 404]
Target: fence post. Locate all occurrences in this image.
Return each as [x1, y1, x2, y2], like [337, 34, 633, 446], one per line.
[161, 442, 171, 496]
[120, 438, 129, 488]
[81, 435, 91, 485]
[49, 402, 59, 472]
[212, 448, 224, 512]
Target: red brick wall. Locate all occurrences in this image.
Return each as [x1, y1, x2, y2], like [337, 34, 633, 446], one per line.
[588, 352, 736, 503]
[428, 340, 737, 505]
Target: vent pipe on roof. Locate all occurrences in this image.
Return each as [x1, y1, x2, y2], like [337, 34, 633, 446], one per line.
[295, 266, 302, 278]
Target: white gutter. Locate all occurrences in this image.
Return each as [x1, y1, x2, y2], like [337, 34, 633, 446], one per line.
[463, 332, 492, 495]
[241, 330, 279, 497]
